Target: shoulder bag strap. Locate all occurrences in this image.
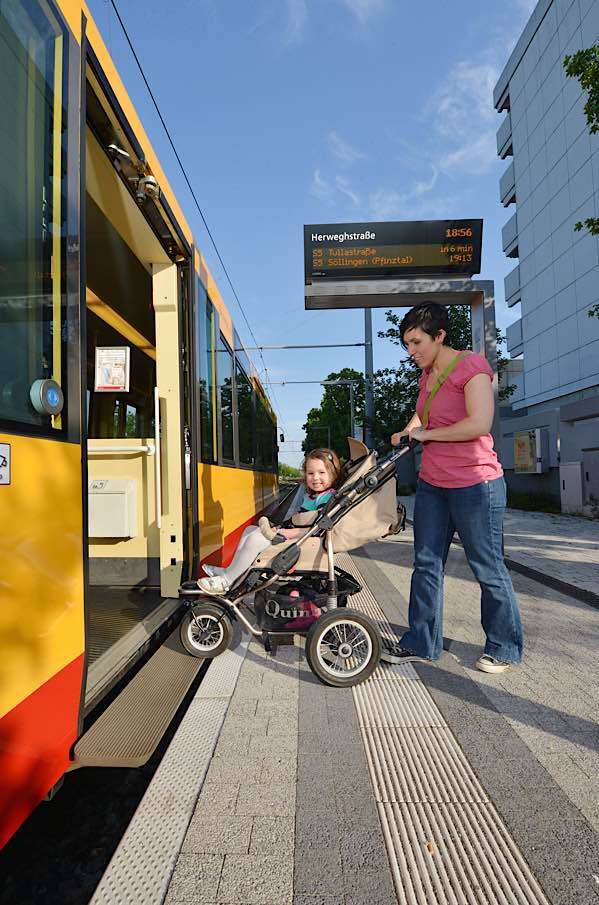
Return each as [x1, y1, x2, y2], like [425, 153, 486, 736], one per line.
[421, 351, 469, 429]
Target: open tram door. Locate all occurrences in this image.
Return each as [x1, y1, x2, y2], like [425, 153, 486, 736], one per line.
[82, 53, 198, 710]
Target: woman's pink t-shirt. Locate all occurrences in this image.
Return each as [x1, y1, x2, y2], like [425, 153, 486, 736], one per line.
[415, 352, 503, 488]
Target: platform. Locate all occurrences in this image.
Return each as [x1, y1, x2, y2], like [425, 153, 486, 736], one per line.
[88, 532, 599, 905]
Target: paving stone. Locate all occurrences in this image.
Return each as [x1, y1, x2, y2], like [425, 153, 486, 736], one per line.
[293, 897, 346, 905]
[359, 539, 599, 904]
[192, 779, 240, 819]
[339, 825, 390, 873]
[294, 847, 343, 897]
[213, 730, 251, 757]
[341, 866, 396, 903]
[181, 815, 253, 855]
[235, 780, 296, 817]
[249, 816, 295, 855]
[248, 733, 297, 757]
[221, 714, 269, 735]
[260, 753, 297, 784]
[207, 755, 263, 782]
[217, 854, 294, 904]
[256, 699, 298, 718]
[164, 854, 223, 904]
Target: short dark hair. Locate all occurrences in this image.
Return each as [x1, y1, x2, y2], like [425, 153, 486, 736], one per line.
[399, 302, 449, 349]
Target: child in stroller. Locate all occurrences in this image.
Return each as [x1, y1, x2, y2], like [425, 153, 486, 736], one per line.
[179, 438, 411, 687]
[197, 448, 341, 595]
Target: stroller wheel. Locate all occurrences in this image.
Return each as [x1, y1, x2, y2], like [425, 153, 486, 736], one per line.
[305, 609, 381, 687]
[180, 603, 234, 658]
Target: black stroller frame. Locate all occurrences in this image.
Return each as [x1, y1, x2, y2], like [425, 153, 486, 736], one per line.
[179, 441, 412, 687]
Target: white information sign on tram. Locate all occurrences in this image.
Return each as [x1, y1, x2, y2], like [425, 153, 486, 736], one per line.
[0, 443, 10, 485]
[95, 347, 130, 393]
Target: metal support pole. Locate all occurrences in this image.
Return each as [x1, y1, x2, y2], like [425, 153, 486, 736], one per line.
[349, 382, 355, 440]
[364, 308, 374, 448]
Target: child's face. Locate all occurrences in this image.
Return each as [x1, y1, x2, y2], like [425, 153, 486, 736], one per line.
[305, 458, 332, 493]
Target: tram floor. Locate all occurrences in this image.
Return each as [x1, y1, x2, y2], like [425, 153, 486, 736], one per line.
[87, 585, 164, 665]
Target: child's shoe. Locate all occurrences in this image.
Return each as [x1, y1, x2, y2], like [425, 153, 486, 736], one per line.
[203, 563, 225, 577]
[197, 575, 230, 595]
[259, 517, 279, 541]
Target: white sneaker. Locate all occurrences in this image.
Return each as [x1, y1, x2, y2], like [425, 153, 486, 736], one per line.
[476, 655, 511, 674]
[197, 575, 230, 595]
[203, 564, 225, 577]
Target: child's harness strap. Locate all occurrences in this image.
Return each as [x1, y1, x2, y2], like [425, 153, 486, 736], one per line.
[421, 351, 469, 429]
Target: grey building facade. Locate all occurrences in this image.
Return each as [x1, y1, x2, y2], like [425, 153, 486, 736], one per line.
[494, 0, 599, 512]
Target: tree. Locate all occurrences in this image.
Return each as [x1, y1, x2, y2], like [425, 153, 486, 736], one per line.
[302, 368, 365, 457]
[278, 461, 301, 479]
[564, 43, 599, 317]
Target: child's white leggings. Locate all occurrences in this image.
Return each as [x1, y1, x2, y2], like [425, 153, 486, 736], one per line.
[221, 526, 271, 584]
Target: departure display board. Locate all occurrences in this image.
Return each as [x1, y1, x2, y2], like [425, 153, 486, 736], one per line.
[304, 219, 483, 282]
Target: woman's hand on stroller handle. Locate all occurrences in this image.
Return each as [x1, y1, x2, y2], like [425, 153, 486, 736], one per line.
[391, 431, 420, 451]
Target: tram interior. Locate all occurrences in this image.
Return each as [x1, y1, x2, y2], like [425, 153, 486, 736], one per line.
[84, 106, 182, 706]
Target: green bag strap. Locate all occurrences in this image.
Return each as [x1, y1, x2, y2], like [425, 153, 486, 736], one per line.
[421, 351, 469, 429]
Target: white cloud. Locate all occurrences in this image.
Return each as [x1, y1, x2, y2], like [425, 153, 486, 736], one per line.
[284, 0, 387, 43]
[328, 130, 367, 165]
[335, 175, 360, 205]
[310, 169, 360, 206]
[368, 186, 462, 221]
[337, 0, 387, 24]
[310, 168, 334, 200]
[285, 0, 307, 42]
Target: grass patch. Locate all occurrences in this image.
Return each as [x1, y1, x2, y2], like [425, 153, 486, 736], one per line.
[507, 490, 561, 514]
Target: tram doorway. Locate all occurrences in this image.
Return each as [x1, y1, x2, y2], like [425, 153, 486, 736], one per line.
[83, 120, 192, 705]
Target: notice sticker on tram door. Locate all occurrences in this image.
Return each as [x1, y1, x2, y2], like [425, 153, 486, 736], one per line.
[0, 443, 10, 485]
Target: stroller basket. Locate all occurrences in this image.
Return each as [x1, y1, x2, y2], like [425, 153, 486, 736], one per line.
[254, 570, 360, 633]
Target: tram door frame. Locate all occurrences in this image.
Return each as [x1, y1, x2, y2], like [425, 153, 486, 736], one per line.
[81, 43, 198, 606]
[179, 256, 200, 583]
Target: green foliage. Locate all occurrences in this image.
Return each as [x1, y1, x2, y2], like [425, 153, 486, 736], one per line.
[278, 461, 301, 479]
[302, 367, 365, 457]
[564, 44, 599, 318]
[506, 490, 561, 514]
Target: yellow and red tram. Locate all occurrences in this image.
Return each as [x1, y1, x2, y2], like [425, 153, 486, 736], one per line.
[0, 0, 278, 847]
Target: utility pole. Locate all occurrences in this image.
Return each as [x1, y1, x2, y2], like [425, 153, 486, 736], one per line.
[364, 309, 375, 448]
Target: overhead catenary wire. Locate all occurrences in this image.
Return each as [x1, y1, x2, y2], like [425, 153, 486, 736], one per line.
[107, 0, 286, 430]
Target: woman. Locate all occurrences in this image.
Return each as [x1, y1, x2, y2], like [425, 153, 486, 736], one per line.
[389, 302, 523, 673]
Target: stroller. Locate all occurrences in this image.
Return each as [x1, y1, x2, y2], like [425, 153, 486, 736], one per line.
[179, 438, 412, 687]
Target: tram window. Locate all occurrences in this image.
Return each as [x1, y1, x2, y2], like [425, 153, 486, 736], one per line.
[236, 363, 254, 466]
[197, 289, 216, 463]
[217, 333, 234, 464]
[256, 395, 275, 471]
[0, 0, 68, 435]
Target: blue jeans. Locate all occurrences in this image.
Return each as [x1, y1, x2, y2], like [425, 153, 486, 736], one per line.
[400, 477, 523, 663]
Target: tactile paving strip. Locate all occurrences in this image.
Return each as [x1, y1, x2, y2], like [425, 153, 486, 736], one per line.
[338, 553, 551, 905]
[89, 640, 249, 905]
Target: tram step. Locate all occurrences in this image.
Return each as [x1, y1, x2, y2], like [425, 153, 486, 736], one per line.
[72, 626, 202, 768]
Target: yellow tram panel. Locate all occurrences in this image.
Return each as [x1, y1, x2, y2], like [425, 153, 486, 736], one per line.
[0, 434, 85, 720]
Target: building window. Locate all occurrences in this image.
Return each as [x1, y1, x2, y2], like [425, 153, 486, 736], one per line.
[197, 286, 216, 463]
[236, 363, 254, 466]
[217, 333, 234, 463]
[0, 0, 68, 434]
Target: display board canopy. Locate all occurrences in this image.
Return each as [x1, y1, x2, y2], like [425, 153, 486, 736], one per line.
[304, 219, 482, 284]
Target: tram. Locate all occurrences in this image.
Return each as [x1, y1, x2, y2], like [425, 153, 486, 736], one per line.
[0, 0, 278, 847]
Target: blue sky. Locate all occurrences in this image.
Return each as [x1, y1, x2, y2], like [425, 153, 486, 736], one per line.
[88, 0, 537, 465]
